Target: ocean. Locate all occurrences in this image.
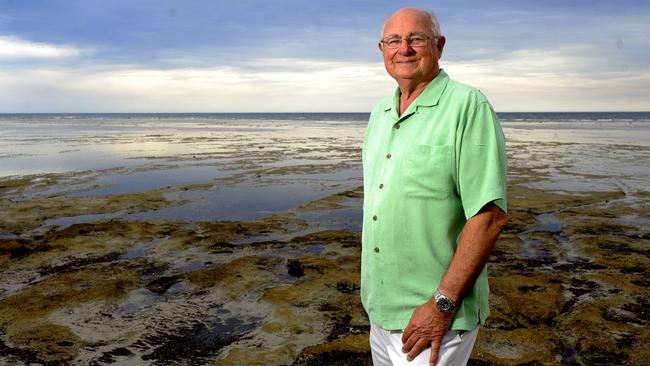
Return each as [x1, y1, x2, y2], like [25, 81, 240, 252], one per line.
[2, 111, 650, 121]
[1, 112, 648, 223]
[2, 110, 645, 229]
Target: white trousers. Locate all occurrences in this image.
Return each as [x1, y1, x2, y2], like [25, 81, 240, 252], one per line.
[370, 322, 478, 366]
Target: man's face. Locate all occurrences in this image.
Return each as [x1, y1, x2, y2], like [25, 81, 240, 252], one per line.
[379, 9, 445, 85]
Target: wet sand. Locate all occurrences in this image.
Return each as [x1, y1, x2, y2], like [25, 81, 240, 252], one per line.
[0, 118, 649, 365]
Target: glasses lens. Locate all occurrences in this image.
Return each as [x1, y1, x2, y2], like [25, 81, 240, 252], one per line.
[383, 36, 430, 48]
[409, 36, 426, 46]
[385, 38, 401, 48]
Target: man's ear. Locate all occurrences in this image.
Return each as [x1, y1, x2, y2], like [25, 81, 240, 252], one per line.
[436, 36, 446, 57]
[378, 41, 383, 52]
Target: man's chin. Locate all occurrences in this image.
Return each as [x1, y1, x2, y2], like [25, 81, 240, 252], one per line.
[392, 72, 419, 80]
[393, 66, 420, 76]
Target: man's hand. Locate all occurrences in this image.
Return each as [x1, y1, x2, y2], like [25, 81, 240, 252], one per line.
[401, 299, 454, 365]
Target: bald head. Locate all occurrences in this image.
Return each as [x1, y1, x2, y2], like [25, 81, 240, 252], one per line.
[382, 8, 442, 39]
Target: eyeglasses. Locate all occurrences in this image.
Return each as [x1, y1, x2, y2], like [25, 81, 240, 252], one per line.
[381, 35, 434, 49]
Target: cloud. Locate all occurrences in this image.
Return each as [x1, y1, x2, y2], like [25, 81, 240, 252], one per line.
[0, 41, 648, 112]
[0, 59, 394, 112]
[444, 45, 650, 111]
[0, 36, 82, 60]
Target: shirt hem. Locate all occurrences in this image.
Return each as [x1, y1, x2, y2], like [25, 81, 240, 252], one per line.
[369, 315, 484, 332]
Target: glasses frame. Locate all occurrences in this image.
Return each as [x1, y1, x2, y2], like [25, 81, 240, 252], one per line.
[380, 34, 435, 49]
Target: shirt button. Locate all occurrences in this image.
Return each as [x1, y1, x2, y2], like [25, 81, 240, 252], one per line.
[386, 153, 391, 159]
[372, 215, 378, 221]
[374, 247, 380, 253]
[379, 183, 384, 189]
[395, 124, 400, 129]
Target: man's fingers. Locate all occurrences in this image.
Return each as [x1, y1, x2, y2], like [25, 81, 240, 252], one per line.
[402, 323, 414, 344]
[429, 348, 439, 366]
[401, 332, 417, 353]
[406, 339, 430, 361]
[428, 338, 443, 366]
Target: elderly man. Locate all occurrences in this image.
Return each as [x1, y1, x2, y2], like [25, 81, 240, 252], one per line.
[361, 7, 508, 366]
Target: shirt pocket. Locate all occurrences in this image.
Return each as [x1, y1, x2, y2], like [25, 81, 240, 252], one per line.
[404, 144, 452, 199]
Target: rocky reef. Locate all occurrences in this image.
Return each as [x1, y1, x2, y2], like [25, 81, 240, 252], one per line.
[1, 136, 648, 365]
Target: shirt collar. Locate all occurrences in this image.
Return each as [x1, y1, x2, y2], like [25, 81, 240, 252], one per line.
[382, 69, 450, 112]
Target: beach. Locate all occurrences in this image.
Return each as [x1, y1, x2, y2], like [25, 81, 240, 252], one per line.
[0, 113, 648, 365]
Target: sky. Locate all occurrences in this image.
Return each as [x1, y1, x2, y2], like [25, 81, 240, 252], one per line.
[0, 0, 648, 112]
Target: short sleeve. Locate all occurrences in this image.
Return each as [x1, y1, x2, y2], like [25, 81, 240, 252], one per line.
[456, 100, 507, 219]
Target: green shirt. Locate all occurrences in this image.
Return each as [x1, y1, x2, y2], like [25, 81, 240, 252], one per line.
[361, 69, 507, 330]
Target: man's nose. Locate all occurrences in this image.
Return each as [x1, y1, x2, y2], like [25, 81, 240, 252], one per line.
[397, 40, 415, 55]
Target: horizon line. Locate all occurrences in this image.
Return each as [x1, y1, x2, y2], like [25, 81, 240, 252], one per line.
[1, 111, 649, 114]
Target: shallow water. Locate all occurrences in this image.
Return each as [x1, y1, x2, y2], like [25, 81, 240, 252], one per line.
[124, 179, 359, 222]
[2, 115, 648, 196]
[1, 116, 364, 228]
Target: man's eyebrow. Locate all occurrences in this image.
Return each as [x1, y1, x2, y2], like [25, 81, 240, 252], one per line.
[382, 32, 429, 38]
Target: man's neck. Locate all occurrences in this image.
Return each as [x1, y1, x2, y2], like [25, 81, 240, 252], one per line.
[396, 69, 440, 117]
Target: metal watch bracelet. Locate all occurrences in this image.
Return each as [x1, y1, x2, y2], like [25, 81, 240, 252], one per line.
[434, 290, 457, 314]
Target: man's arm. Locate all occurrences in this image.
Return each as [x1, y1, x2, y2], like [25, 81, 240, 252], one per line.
[400, 202, 507, 365]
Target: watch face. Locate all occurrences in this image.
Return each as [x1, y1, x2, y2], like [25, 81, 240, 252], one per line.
[437, 297, 454, 312]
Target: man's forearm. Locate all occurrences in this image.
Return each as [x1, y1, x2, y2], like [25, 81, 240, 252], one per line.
[437, 203, 507, 304]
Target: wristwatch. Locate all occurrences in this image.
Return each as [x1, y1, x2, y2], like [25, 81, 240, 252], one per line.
[434, 290, 457, 314]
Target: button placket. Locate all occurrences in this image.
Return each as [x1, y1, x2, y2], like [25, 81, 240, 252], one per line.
[371, 117, 397, 259]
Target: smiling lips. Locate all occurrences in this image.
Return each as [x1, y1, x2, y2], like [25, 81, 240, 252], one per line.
[395, 59, 418, 64]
